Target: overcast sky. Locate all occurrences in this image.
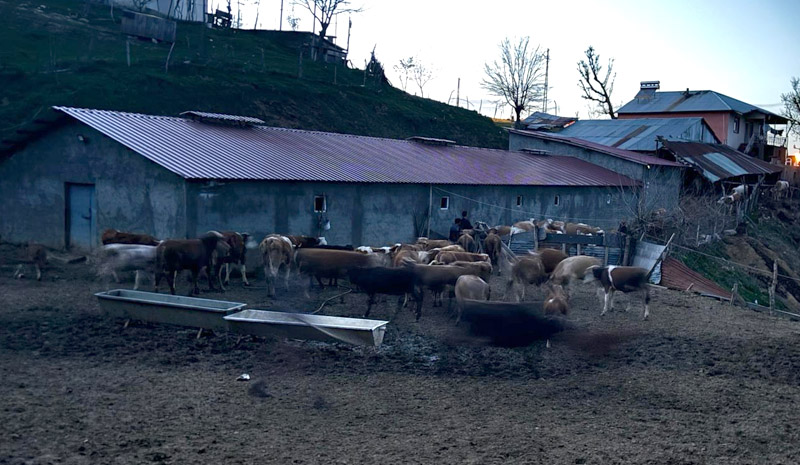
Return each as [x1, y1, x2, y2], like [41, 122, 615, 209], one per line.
[232, 0, 799, 146]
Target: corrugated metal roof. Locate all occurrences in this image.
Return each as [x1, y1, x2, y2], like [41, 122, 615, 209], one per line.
[509, 129, 684, 167]
[661, 140, 782, 182]
[53, 107, 639, 187]
[661, 257, 732, 300]
[522, 111, 577, 130]
[618, 90, 788, 124]
[557, 118, 719, 151]
[179, 111, 265, 125]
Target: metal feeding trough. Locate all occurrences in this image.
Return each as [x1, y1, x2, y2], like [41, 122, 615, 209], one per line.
[94, 289, 246, 331]
[224, 309, 388, 347]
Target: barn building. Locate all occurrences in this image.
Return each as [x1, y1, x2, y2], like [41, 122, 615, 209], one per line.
[508, 129, 684, 211]
[0, 107, 640, 250]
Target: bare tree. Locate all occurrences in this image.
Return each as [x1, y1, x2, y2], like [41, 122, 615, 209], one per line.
[578, 46, 617, 119]
[293, 0, 362, 39]
[393, 56, 415, 92]
[412, 60, 433, 98]
[782, 77, 800, 138]
[481, 36, 546, 125]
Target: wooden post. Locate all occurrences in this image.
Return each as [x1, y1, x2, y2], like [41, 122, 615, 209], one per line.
[164, 41, 175, 73]
[126, 38, 131, 67]
[730, 283, 738, 307]
[603, 245, 609, 265]
[298, 47, 304, 78]
[576, 243, 581, 256]
[532, 227, 538, 251]
[561, 243, 566, 255]
[695, 224, 700, 247]
[770, 262, 778, 315]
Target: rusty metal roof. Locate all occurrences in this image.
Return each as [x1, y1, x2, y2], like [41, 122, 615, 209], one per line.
[661, 257, 732, 300]
[522, 111, 577, 130]
[660, 140, 782, 183]
[53, 107, 638, 187]
[509, 129, 684, 167]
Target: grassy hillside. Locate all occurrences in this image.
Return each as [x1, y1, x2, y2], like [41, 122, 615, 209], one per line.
[0, 0, 506, 148]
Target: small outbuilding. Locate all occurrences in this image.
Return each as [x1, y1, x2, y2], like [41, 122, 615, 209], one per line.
[508, 129, 684, 211]
[0, 107, 640, 249]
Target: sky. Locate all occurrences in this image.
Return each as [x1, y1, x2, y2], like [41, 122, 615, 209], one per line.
[231, 0, 799, 148]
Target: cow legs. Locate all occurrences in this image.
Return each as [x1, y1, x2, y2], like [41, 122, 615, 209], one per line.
[217, 264, 227, 292]
[601, 288, 614, 316]
[241, 263, 250, 286]
[643, 287, 651, 320]
[223, 263, 232, 286]
[191, 269, 200, 295]
[364, 293, 375, 318]
[134, 270, 141, 290]
[166, 270, 177, 295]
[283, 266, 291, 291]
[112, 270, 121, 283]
[13, 264, 23, 279]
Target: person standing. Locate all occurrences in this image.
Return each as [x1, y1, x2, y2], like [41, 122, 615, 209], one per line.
[459, 211, 473, 231]
[449, 218, 462, 242]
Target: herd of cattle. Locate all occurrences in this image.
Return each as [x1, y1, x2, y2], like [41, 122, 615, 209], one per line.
[95, 223, 652, 323]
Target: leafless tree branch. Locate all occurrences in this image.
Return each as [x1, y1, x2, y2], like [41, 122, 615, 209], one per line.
[481, 36, 545, 125]
[293, 0, 362, 39]
[578, 46, 617, 119]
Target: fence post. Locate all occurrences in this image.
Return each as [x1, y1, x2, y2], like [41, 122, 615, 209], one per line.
[770, 262, 778, 315]
[730, 283, 739, 307]
[533, 227, 538, 251]
[576, 243, 581, 256]
[603, 245, 609, 266]
[622, 236, 631, 266]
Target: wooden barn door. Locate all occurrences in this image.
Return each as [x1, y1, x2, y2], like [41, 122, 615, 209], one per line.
[65, 183, 96, 250]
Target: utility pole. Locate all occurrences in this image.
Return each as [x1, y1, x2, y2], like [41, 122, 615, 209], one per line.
[456, 78, 460, 108]
[542, 48, 550, 113]
[345, 17, 352, 61]
[279, 0, 283, 31]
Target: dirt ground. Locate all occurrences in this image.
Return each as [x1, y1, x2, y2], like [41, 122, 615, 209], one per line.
[2, 244, 800, 464]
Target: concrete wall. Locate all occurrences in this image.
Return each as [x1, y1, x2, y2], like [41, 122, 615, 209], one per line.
[509, 132, 682, 212]
[0, 123, 186, 249]
[187, 180, 636, 245]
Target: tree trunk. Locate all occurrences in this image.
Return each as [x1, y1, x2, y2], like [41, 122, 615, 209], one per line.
[319, 22, 329, 39]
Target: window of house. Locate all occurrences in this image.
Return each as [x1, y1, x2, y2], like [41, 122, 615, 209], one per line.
[314, 195, 326, 212]
[440, 196, 450, 210]
[554, 195, 560, 206]
[516, 195, 523, 207]
[733, 116, 740, 134]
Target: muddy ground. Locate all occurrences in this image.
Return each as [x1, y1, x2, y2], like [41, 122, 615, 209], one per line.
[2, 244, 800, 464]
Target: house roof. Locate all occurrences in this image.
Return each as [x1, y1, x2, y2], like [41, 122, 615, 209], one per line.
[618, 90, 788, 124]
[509, 128, 684, 168]
[521, 111, 577, 130]
[47, 107, 639, 187]
[556, 117, 719, 152]
[660, 140, 782, 183]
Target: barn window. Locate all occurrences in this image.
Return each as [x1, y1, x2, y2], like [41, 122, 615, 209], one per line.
[516, 195, 524, 207]
[554, 195, 560, 206]
[314, 195, 327, 212]
[440, 196, 450, 210]
[733, 116, 740, 133]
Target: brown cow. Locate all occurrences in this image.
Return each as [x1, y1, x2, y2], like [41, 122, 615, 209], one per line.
[416, 237, 451, 250]
[550, 256, 601, 294]
[483, 232, 502, 273]
[404, 262, 482, 311]
[13, 244, 47, 281]
[435, 251, 490, 265]
[530, 248, 568, 274]
[154, 231, 225, 295]
[543, 284, 569, 316]
[259, 234, 294, 297]
[493, 225, 512, 237]
[507, 255, 548, 302]
[449, 260, 492, 282]
[454, 275, 490, 324]
[295, 248, 381, 296]
[584, 265, 651, 319]
[287, 235, 320, 248]
[564, 222, 604, 235]
[101, 229, 160, 246]
[456, 232, 477, 253]
[216, 231, 250, 288]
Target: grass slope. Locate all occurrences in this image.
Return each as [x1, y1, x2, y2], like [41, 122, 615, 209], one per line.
[0, 0, 506, 148]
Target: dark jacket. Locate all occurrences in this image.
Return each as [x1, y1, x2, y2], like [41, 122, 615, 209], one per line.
[449, 223, 461, 242]
[459, 218, 473, 231]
